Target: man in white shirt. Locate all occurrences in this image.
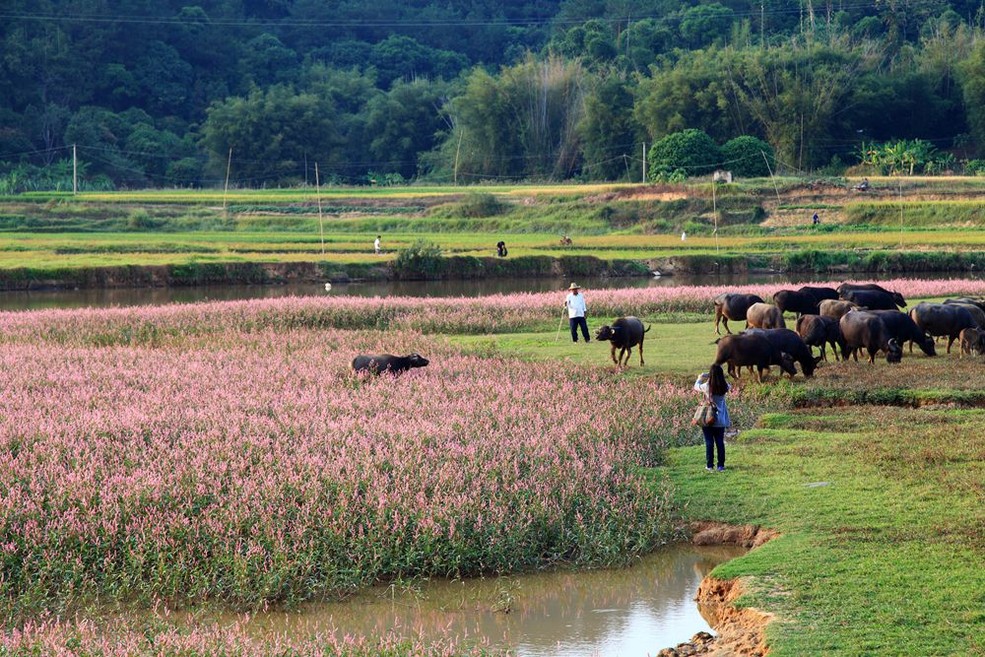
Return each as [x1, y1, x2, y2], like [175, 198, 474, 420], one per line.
[564, 282, 590, 343]
[374, 235, 381, 254]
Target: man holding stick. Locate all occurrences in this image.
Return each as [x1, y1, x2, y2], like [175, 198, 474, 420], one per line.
[564, 282, 590, 343]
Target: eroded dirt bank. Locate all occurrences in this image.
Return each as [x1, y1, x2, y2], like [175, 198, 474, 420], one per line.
[657, 522, 778, 657]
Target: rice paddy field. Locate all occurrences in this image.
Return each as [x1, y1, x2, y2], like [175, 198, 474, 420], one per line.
[1, 177, 984, 276]
[0, 278, 983, 655]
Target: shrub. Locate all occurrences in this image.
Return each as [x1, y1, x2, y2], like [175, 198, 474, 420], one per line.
[394, 239, 446, 279]
[721, 136, 775, 177]
[648, 129, 722, 181]
[459, 193, 508, 218]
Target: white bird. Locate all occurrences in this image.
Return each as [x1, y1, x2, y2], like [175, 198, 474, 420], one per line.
[324, 282, 332, 291]
[652, 270, 662, 277]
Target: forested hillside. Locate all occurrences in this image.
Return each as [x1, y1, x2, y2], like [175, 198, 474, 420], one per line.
[3, 0, 985, 190]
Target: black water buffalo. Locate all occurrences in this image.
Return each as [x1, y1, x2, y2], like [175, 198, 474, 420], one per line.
[944, 297, 985, 313]
[745, 302, 786, 330]
[713, 293, 765, 335]
[840, 288, 906, 311]
[798, 285, 839, 302]
[595, 316, 651, 367]
[869, 309, 936, 356]
[839, 312, 903, 364]
[909, 302, 977, 354]
[746, 327, 820, 377]
[819, 299, 862, 320]
[959, 327, 985, 356]
[942, 300, 985, 329]
[773, 289, 821, 316]
[351, 352, 430, 375]
[713, 333, 796, 382]
[837, 282, 903, 298]
[796, 314, 844, 362]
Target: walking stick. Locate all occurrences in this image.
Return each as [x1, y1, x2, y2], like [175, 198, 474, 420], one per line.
[555, 307, 566, 342]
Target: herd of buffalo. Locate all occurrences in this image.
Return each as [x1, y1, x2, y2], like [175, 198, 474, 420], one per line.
[348, 282, 984, 380]
[711, 283, 985, 381]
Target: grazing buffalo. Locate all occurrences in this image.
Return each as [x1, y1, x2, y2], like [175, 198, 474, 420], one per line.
[839, 312, 903, 364]
[746, 302, 787, 330]
[773, 289, 820, 317]
[798, 285, 839, 302]
[747, 327, 821, 377]
[909, 302, 977, 354]
[869, 309, 936, 356]
[959, 327, 985, 357]
[796, 314, 844, 362]
[942, 300, 985, 329]
[595, 316, 651, 367]
[840, 288, 906, 311]
[819, 299, 862, 320]
[837, 282, 906, 301]
[713, 293, 765, 335]
[351, 352, 430, 375]
[714, 333, 796, 382]
[944, 297, 985, 313]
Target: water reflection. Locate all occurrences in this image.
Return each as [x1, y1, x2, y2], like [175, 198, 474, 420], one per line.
[2, 271, 978, 311]
[163, 545, 745, 657]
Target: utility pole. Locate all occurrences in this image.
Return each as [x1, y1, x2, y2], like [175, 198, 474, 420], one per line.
[315, 162, 325, 255]
[72, 144, 77, 195]
[223, 147, 232, 214]
[453, 130, 464, 185]
[642, 143, 647, 182]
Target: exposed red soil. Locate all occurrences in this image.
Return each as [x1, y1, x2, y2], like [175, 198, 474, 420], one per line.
[656, 522, 778, 657]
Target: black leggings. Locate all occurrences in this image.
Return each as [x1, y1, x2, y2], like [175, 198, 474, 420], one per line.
[702, 426, 726, 468]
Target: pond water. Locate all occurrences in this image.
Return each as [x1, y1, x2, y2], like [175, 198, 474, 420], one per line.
[2, 271, 977, 311]
[157, 544, 746, 656]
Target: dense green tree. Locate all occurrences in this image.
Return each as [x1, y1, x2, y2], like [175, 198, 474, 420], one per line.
[721, 135, 775, 177]
[364, 79, 451, 179]
[634, 48, 749, 145]
[199, 85, 342, 185]
[959, 39, 985, 153]
[647, 128, 722, 179]
[578, 74, 640, 180]
[679, 4, 735, 48]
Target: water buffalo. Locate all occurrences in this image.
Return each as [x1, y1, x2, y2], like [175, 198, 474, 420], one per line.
[796, 314, 844, 362]
[746, 327, 820, 377]
[798, 285, 839, 302]
[869, 309, 936, 356]
[944, 297, 985, 313]
[942, 300, 985, 329]
[773, 289, 821, 317]
[840, 288, 906, 311]
[713, 293, 765, 335]
[819, 299, 862, 320]
[839, 312, 903, 364]
[351, 352, 430, 375]
[714, 333, 796, 382]
[909, 302, 977, 354]
[959, 327, 985, 357]
[595, 316, 651, 367]
[837, 282, 906, 302]
[746, 302, 787, 330]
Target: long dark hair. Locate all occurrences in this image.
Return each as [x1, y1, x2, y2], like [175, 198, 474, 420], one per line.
[708, 363, 728, 396]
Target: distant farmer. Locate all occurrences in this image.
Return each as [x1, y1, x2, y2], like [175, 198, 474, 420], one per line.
[374, 235, 381, 255]
[681, 231, 687, 241]
[812, 212, 820, 225]
[496, 240, 508, 257]
[564, 282, 590, 343]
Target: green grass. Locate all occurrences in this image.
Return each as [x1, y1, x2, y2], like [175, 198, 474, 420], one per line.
[452, 317, 985, 655]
